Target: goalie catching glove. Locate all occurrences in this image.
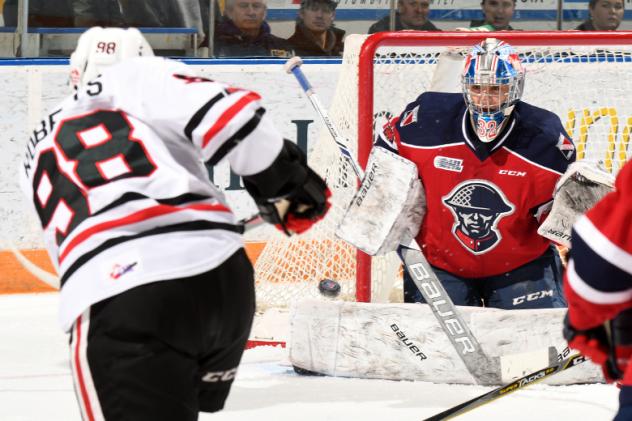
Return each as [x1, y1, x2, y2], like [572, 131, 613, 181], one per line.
[243, 139, 330, 236]
[538, 161, 615, 247]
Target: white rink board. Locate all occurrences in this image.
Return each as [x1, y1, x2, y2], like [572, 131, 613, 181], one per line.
[5, 54, 632, 250]
[0, 61, 340, 248]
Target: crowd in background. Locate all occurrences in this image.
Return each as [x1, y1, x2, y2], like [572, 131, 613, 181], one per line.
[0, 0, 627, 57]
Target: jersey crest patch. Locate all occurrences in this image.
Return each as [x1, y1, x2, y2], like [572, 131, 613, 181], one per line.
[442, 180, 515, 254]
[400, 105, 419, 127]
[556, 133, 575, 160]
[379, 120, 399, 150]
[434, 156, 463, 172]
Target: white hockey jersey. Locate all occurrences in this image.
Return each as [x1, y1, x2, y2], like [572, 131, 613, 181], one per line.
[20, 57, 284, 332]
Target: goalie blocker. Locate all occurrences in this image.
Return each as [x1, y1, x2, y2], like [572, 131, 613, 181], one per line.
[538, 161, 615, 248]
[336, 146, 425, 256]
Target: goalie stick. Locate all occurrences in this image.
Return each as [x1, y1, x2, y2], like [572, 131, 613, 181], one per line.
[423, 354, 587, 420]
[284, 56, 500, 385]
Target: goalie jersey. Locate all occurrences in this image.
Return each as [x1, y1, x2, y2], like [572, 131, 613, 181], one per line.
[376, 91, 575, 278]
[564, 160, 632, 330]
[20, 57, 284, 331]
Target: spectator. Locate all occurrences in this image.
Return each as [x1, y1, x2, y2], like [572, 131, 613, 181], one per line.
[469, 0, 516, 30]
[71, 0, 124, 27]
[576, 0, 624, 30]
[215, 0, 293, 57]
[287, 0, 344, 57]
[368, 0, 440, 33]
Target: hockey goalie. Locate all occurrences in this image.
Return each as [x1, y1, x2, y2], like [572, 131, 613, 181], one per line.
[289, 38, 608, 386]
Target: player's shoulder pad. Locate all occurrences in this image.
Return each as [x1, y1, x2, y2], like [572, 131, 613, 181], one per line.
[511, 101, 576, 174]
[395, 92, 464, 146]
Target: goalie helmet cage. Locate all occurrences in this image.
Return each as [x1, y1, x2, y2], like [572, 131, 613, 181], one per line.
[253, 31, 632, 310]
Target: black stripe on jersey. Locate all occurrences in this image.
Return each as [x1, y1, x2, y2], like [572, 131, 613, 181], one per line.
[207, 107, 265, 166]
[93, 192, 217, 217]
[184, 92, 226, 141]
[59, 220, 244, 287]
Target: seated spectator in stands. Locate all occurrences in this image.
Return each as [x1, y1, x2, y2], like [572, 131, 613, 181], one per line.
[287, 0, 344, 57]
[368, 0, 440, 33]
[71, 0, 124, 27]
[576, 0, 624, 30]
[215, 0, 293, 57]
[469, 0, 516, 30]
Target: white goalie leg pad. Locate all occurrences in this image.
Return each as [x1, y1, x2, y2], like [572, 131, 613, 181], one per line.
[538, 161, 615, 247]
[335, 147, 425, 256]
[289, 299, 603, 385]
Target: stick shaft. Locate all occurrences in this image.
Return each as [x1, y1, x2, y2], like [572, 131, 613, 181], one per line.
[424, 354, 587, 420]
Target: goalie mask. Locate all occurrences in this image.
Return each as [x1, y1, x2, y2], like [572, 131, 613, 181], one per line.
[69, 27, 154, 90]
[462, 38, 525, 143]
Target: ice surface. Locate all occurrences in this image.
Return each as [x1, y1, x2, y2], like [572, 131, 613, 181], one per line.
[0, 293, 619, 421]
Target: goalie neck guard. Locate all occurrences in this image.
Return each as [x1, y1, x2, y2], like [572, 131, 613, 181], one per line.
[462, 38, 525, 143]
[69, 27, 154, 90]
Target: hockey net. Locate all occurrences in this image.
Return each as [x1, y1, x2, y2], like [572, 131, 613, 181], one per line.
[253, 31, 632, 311]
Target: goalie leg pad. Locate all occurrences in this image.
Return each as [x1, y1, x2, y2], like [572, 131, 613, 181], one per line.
[538, 161, 615, 247]
[336, 146, 425, 255]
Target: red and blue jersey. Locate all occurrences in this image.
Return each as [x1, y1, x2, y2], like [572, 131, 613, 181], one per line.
[376, 92, 575, 278]
[565, 160, 632, 330]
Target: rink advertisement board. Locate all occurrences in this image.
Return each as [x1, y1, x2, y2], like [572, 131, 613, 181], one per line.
[0, 59, 341, 248]
[2, 57, 631, 249]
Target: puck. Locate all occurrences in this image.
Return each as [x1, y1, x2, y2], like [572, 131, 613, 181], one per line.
[318, 279, 341, 297]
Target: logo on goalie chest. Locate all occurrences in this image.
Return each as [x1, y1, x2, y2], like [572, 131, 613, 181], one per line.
[442, 181, 515, 254]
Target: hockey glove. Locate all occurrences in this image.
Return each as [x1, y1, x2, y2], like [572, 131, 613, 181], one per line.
[564, 312, 632, 384]
[243, 139, 330, 236]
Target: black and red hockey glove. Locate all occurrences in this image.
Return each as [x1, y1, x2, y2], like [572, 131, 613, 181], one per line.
[564, 312, 632, 384]
[243, 139, 331, 236]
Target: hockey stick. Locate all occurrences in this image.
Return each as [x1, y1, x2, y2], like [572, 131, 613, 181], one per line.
[284, 57, 500, 385]
[423, 353, 587, 420]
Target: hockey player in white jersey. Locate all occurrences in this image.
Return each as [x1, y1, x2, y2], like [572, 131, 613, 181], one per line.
[20, 27, 330, 421]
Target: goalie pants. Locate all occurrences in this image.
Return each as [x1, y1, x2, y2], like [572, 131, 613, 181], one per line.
[404, 246, 566, 309]
[69, 249, 255, 421]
